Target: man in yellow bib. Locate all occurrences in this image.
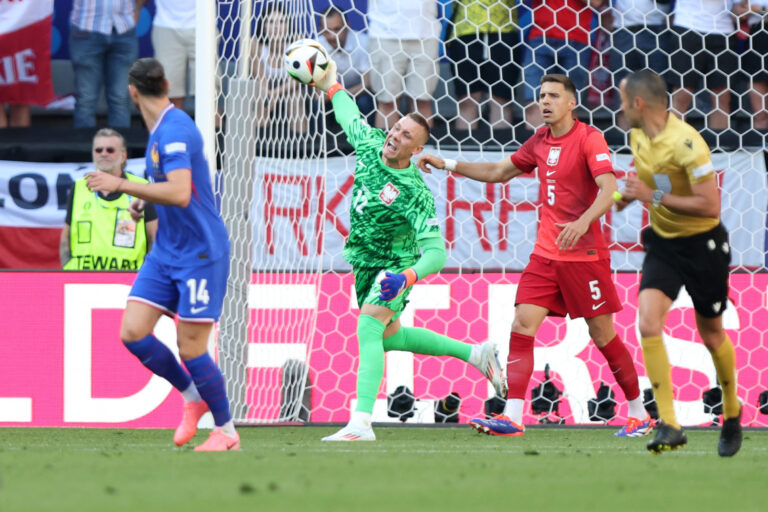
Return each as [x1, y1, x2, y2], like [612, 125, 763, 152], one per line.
[61, 128, 157, 270]
[616, 69, 742, 457]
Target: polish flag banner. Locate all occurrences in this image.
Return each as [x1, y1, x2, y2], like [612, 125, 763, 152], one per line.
[0, 0, 54, 105]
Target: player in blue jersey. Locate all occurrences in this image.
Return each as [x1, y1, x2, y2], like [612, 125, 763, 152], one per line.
[85, 58, 239, 451]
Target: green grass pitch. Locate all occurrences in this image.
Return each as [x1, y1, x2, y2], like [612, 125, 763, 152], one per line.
[1, 426, 766, 512]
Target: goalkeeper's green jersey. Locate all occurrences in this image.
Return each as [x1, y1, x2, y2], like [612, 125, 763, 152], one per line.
[331, 91, 442, 269]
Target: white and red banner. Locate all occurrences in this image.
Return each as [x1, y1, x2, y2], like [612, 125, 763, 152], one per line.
[1, 272, 768, 427]
[0, 0, 54, 105]
[0, 151, 766, 269]
[0, 159, 146, 268]
[253, 150, 767, 270]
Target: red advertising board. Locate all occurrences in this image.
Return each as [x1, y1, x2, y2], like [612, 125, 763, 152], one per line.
[1, 272, 767, 427]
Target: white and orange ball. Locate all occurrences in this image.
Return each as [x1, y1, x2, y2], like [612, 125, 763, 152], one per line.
[284, 39, 329, 85]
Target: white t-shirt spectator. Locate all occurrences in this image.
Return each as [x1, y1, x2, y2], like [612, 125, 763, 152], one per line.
[612, 0, 670, 28]
[673, 0, 735, 34]
[368, 0, 441, 40]
[319, 31, 371, 90]
[153, 0, 196, 30]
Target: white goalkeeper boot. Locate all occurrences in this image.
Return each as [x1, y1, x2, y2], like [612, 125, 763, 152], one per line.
[321, 424, 376, 442]
[322, 411, 375, 441]
[471, 341, 508, 398]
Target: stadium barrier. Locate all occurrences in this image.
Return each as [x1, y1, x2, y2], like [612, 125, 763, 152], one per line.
[1, 271, 767, 428]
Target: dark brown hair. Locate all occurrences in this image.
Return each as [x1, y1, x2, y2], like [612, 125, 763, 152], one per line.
[254, 2, 298, 45]
[540, 74, 577, 98]
[128, 58, 168, 98]
[624, 69, 668, 107]
[321, 5, 344, 21]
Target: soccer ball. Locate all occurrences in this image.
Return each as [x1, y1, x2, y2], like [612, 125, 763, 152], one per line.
[284, 39, 329, 86]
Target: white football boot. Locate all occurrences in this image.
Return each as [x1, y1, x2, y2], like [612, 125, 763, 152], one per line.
[321, 423, 376, 442]
[473, 341, 508, 397]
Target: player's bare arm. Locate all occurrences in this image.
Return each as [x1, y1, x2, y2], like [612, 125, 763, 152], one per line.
[622, 173, 720, 217]
[86, 168, 193, 207]
[416, 155, 523, 183]
[555, 172, 618, 250]
[59, 224, 71, 266]
[145, 219, 158, 253]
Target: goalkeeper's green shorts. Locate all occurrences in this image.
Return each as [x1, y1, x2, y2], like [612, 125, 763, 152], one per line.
[353, 266, 413, 322]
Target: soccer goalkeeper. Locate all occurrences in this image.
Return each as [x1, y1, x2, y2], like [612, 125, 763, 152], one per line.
[314, 59, 506, 441]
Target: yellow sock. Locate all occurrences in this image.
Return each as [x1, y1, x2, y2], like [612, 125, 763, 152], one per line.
[708, 335, 740, 419]
[641, 336, 680, 429]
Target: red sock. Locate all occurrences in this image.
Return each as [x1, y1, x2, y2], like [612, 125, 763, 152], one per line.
[598, 335, 640, 401]
[507, 332, 535, 399]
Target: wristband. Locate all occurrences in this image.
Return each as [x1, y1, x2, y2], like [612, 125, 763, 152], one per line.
[403, 268, 418, 288]
[328, 83, 343, 100]
[443, 158, 458, 172]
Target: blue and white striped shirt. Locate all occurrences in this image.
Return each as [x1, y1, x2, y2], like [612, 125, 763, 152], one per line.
[70, 0, 135, 35]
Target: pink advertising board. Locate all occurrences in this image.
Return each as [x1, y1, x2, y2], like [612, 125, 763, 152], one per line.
[1, 272, 767, 427]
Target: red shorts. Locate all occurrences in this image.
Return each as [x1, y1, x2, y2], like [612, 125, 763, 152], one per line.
[515, 254, 622, 319]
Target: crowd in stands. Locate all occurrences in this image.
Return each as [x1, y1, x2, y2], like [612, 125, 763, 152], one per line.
[1, 0, 195, 131]
[308, 0, 768, 140]
[2, 1, 768, 141]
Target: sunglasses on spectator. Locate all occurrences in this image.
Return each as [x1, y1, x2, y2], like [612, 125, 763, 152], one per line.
[93, 147, 118, 154]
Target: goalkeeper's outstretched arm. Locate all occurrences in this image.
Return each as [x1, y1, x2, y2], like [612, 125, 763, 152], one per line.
[417, 154, 524, 183]
[315, 59, 368, 142]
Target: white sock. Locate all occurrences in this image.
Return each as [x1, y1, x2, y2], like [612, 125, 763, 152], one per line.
[468, 344, 482, 367]
[503, 399, 524, 425]
[220, 420, 236, 437]
[627, 396, 647, 419]
[181, 383, 202, 403]
[350, 411, 372, 429]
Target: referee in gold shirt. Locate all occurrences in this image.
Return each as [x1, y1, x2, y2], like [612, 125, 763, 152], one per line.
[615, 69, 742, 457]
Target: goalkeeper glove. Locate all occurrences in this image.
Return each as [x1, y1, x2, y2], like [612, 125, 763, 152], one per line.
[314, 58, 339, 93]
[378, 269, 418, 301]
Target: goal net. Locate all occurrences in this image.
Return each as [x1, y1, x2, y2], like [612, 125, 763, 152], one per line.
[211, 0, 768, 427]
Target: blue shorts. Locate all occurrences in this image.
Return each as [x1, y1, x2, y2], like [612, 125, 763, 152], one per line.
[128, 253, 229, 323]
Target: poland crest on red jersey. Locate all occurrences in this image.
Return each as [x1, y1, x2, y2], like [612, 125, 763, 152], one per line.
[546, 147, 562, 166]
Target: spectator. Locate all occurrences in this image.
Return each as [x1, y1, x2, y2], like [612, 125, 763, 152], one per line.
[734, 1, 768, 130]
[69, 0, 139, 128]
[446, 0, 520, 132]
[61, 128, 157, 270]
[521, 0, 604, 129]
[667, 0, 736, 131]
[0, 104, 30, 128]
[318, 5, 373, 119]
[151, 0, 196, 110]
[368, 0, 441, 129]
[609, 0, 671, 128]
[250, 2, 308, 134]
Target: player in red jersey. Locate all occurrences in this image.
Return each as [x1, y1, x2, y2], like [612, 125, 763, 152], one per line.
[418, 74, 651, 437]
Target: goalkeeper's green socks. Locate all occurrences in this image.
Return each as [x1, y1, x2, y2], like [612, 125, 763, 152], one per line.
[355, 320, 475, 414]
[708, 335, 740, 419]
[355, 314, 386, 414]
[382, 327, 471, 361]
[641, 335, 680, 429]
